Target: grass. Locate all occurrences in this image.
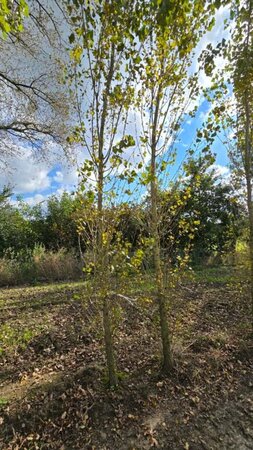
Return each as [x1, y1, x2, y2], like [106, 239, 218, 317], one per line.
[193, 265, 234, 284]
[0, 323, 44, 355]
[122, 265, 235, 292]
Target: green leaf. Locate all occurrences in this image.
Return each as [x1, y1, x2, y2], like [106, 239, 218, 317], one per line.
[69, 33, 75, 44]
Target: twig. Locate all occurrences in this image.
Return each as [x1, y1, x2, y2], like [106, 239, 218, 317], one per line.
[112, 292, 154, 321]
[178, 283, 196, 294]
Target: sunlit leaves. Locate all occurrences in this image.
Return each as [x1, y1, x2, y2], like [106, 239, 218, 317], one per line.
[0, 0, 29, 37]
[70, 45, 83, 62]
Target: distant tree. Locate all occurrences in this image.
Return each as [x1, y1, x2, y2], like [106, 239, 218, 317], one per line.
[116, 204, 145, 250]
[160, 157, 244, 264]
[0, 186, 12, 206]
[0, 191, 80, 255]
[44, 193, 78, 250]
[0, 189, 35, 254]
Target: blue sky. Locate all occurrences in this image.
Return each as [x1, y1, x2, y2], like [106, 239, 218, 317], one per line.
[180, 99, 229, 168]
[0, 5, 231, 206]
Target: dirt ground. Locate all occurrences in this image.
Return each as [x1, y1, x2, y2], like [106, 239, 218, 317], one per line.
[0, 269, 252, 449]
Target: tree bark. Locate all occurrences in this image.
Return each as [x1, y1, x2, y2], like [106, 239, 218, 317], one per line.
[96, 42, 118, 387]
[246, 176, 253, 328]
[150, 163, 174, 373]
[150, 82, 173, 374]
[244, 93, 253, 329]
[103, 297, 118, 387]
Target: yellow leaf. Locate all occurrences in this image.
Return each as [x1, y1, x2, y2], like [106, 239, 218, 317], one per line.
[70, 46, 82, 62]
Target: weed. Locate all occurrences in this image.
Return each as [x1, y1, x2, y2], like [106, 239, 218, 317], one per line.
[0, 247, 83, 287]
[0, 324, 37, 355]
[193, 266, 233, 284]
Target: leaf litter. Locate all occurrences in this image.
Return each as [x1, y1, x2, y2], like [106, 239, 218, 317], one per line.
[0, 279, 252, 449]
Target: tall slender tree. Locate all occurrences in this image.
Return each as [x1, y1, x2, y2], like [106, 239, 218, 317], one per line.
[67, 0, 139, 386]
[136, 0, 220, 373]
[228, 0, 253, 325]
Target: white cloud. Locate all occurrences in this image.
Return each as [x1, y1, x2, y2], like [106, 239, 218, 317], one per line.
[0, 147, 51, 194]
[210, 163, 230, 180]
[21, 170, 50, 193]
[0, 138, 86, 194]
[9, 192, 50, 208]
[199, 103, 213, 123]
[53, 171, 64, 183]
[25, 193, 49, 206]
[58, 165, 79, 187]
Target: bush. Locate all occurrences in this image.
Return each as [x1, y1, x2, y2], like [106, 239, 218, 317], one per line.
[0, 245, 83, 287]
[33, 245, 82, 282]
[0, 257, 19, 286]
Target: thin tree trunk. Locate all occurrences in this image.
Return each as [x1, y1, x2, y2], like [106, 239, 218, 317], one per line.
[246, 177, 253, 328]
[150, 82, 173, 373]
[244, 94, 253, 329]
[97, 163, 118, 387]
[103, 297, 118, 386]
[150, 161, 174, 373]
[96, 42, 118, 387]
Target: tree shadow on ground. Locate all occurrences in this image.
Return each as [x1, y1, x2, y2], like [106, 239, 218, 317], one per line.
[1, 355, 253, 450]
[1, 280, 253, 449]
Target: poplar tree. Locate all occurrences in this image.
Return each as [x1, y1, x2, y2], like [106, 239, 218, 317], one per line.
[228, 0, 253, 325]
[136, 0, 219, 374]
[67, 0, 138, 386]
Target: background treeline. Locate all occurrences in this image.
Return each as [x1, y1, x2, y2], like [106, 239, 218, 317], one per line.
[0, 158, 246, 286]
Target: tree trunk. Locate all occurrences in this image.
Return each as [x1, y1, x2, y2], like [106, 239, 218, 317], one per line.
[103, 297, 118, 387]
[150, 111, 173, 373]
[150, 171, 174, 373]
[247, 182, 253, 329]
[244, 93, 253, 329]
[149, 76, 173, 374]
[96, 41, 118, 385]
[97, 165, 118, 387]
